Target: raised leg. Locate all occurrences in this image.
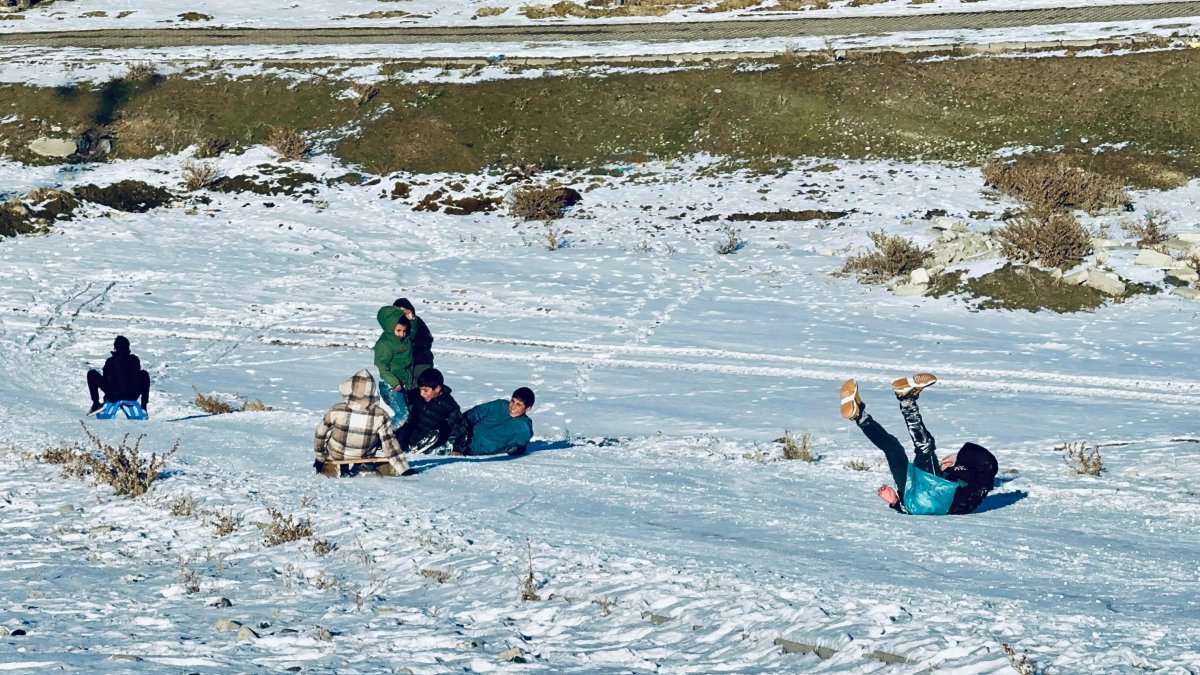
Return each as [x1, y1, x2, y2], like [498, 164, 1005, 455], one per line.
[87, 369, 105, 404]
[856, 412, 911, 496]
[898, 397, 940, 475]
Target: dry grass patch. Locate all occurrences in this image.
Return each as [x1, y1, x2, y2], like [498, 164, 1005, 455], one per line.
[182, 159, 219, 191]
[842, 230, 929, 283]
[845, 459, 873, 471]
[194, 390, 237, 415]
[208, 510, 241, 536]
[195, 137, 230, 158]
[983, 158, 1129, 215]
[418, 567, 453, 584]
[774, 0, 830, 8]
[520, 1, 679, 19]
[124, 62, 158, 82]
[994, 209, 1092, 270]
[259, 507, 314, 546]
[475, 6, 509, 16]
[267, 126, 308, 160]
[1122, 208, 1172, 249]
[520, 540, 541, 601]
[1056, 442, 1103, 476]
[714, 224, 746, 254]
[169, 495, 197, 517]
[779, 430, 815, 462]
[510, 185, 580, 221]
[311, 539, 337, 557]
[41, 425, 179, 498]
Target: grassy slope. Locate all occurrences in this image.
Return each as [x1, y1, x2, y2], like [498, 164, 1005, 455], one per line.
[2, 49, 1198, 183]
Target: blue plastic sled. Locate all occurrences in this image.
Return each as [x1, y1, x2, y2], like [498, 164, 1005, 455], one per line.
[96, 400, 147, 420]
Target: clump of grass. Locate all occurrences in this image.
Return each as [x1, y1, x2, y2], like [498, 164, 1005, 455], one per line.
[124, 62, 158, 81]
[418, 567, 452, 584]
[351, 82, 380, 106]
[259, 507, 314, 546]
[842, 230, 929, 283]
[474, 6, 508, 17]
[195, 137, 230, 158]
[208, 510, 241, 537]
[1056, 442, 1103, 476]
[775, 0, 830, 8]
[311, 539, 337, 557]
[1002, 643, 1036, 675]
[267, 126, 308, 160]
[845, 459, 873, 471]
[520, 540, 541, 602]
[510, 185, 578, 221]
[42, 425, 178, 498]
[983, 158, 1129, 215]
[238, 398, 273, 412]
[182, 159, 220, 191]
[994, 208, 1092, 270]
[779, 430, 815, 462]
[714, 224, 746, 255]
[1123, 208, 1173, 249]
[542, 221, 569, 251]
[194, 390, 237, 415]
[169, 495, 197, 517]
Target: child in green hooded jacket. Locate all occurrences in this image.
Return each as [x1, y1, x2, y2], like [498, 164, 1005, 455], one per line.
[374, 306, 416, 411]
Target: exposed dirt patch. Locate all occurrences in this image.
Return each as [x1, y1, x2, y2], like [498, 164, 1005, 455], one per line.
[727, 208, 849, 222]
[0, 188, 80, 238]
[414, 187, 503, 215]
[927, 264, 1153, 313]
[210, 166, 319, 197]
[73, 180, 173, 212]
[178, 12, 212, 21]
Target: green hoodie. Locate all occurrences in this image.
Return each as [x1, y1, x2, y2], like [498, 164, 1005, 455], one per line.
[374, 306, 414, 390]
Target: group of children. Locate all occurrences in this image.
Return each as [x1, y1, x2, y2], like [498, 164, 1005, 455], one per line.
[312, 298, 537, 477]
[82, 300, 999, 514]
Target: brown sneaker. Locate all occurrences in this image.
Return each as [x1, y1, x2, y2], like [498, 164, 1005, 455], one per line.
[893, 373, 937, 399]
[839, 379, 863, 420]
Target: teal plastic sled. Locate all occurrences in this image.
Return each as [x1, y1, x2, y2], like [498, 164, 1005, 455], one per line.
[96, 400, 147, 420]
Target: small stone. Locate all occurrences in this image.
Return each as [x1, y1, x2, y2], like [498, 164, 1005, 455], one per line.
[58, 505, 75, 515]
[214, 618, 242, 632]
[1172, 286, 1200, 300]
[1134, 249, 1176, 268]
[236, 626, 259, 641]
[1162, 238, 1194, 252]
[890, 282, 927, 297]
[313, 626, 334, 642]
[0, 627, 9, 637]
[1091, 238, 1123, 249]
[931, 216, 959, 230]
[641, 611, 673, 625]
[498, 647, 527, 663]
[1167, 268, 1199, 283]
[1062, 268, 1088, 286]
[910, 268, 931, 285]
[1084, 269, 1126, 296]
[209, 597, 232, 608]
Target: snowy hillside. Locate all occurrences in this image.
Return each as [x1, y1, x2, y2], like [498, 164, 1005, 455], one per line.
[1, 149, 1198, 672]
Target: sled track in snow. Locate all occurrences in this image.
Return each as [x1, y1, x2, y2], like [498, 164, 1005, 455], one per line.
[6, 311, 1200, 408]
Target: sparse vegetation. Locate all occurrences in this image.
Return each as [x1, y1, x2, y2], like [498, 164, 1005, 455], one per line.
[994, 208, 1092, 270]
[169, 495, 197, 517]
[41, 425, 178, 498]
[124, 62, 158, 81]
[1002, 643, 1036, 675]
[418, 567, 453, 584]
[267, 126, 308, 160]
[351, 82, 380, 106]
[779, 430, 815, 462]
[194, 389, 273, 414]
[845, 459, 873, 471]
[842, 230, 929, 283]
[983, 158, 1129, 215]
[182, 159, 220, 191]
[520, 540, 541, 602]
[510, 185, 580, 221]
[208, 510, 241, 537]
[542, 221, 569, 251]
[713, 224, 746, 255]
[474, 6, 508, 17]
[1123, 208, 1173, 249]
[195, 137, 230, 158]
[1056, 442, 1103, 476]
[311, 539, 337, 557]
[259, 507, 314, 546]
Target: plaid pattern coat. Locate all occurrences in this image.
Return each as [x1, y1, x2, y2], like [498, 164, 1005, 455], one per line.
[314, 370, 408, 470]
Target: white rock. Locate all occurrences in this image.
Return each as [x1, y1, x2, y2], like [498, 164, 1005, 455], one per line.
[891, 282, 927, 297]
[498, 647, 527, 662]
[931, 216, 960, 230]
[1091, 238, 1123, 249]
[1061, 269, 1088, 286]
[28, 138, 76, 158]
[910, 268, 931, 285]
[214, 618, 243, 632]
[236, 626, 259, 641]
[1174, 231, 1200, 243]
[1167, 268, 1199, 283]
[1084, 269, 1126, 296]
[1162, 238, 1193, 252]
[1171, 286, 1200, 300]
[1134, 249, 1176, 268]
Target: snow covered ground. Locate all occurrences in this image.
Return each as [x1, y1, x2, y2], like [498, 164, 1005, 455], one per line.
[1, 148, 1198, 673]
[1, 0, 1195, 30]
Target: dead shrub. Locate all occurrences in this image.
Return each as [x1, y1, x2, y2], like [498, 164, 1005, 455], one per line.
[475, 6, 508, 16]
[208, 510, 241, 536]
[169, 495, 197, 517]
[510, 185, 581, 221]
[845, 459, 873, 471]
[1002, 644, 1036, 675]
[1123, 208, 1173, 249]
[1055, 442, 1103, 476]
[982, 158, 1129, 214]
[994, 209, 1092, 270]
[195, 137, 230, 158]
[46, 425, 179, 498]
[351, 82, 380, 106]
[842, 230, 929, 283]
[40, 444, 92, 479]
[182, 159, 220, 191]
[194, 390, 236, 415]
[520, 540, 541, 602]
[418, 567, 452, 584]
[267, 126, 308, 160]
[775, 0, 830, 8]
[259, 507, 314, 546]
[779, 430, 815, 462]
[239, 399, 273, 412]
[714, 224, 746, 254]
[125, 61, 158, 81]
[311, 539, 337, 557]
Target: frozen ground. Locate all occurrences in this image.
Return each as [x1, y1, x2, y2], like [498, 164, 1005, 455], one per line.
[0, 149, 1198, 673]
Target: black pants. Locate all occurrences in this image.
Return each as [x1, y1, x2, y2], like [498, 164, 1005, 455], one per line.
[856, 397, 941, 499]
[87, 369, 150, 407]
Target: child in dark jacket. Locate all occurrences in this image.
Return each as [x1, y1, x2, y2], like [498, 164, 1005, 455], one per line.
[396, 368, 469, 455]
[840, 373, 998, 515]
[86, 335, 150, 416]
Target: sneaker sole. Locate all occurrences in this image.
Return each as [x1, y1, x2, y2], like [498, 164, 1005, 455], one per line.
[839, 379, 861, 419]
[893, 372, 937, 398]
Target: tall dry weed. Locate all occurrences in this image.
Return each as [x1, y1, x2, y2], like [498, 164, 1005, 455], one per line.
[994, 209, 1092, 270]
[842, 230, 929, 283]
[983, 159, 1128, 214]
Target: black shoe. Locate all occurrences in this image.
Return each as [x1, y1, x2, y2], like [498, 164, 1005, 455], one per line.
[86, 401, 103, 416]
[400, 468, 420, 477]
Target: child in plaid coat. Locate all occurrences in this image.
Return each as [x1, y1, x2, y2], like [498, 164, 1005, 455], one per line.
[314, 370, 413, 477]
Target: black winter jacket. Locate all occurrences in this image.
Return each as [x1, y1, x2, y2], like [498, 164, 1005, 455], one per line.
[942, 442, 999, 515]
[410, 315, 434, 366]
[398, 386, 467, 454]
[102, 350, 144, 401]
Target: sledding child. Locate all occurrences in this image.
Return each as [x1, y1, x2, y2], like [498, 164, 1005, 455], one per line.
[86, 335, 151, 416]
[396, 368, 469, 455]
[313, 369, 415, 477]
[839, 373, 998, 515]
[393, 297, 434, 383]
[456, 387, 536, 457]
[374, 305, 416, 415]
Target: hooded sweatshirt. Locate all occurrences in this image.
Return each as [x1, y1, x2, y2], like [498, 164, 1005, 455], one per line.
[941, 442, 999, 515]
[464, 399, 533, 456]
[101, 341, 145, 401]
[374, 306, 415, 390]
[314, 369, 408, 470]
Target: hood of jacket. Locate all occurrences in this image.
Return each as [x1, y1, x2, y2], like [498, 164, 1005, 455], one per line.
[955, 442, 998, 486]
[338, 369, 380, 411]
[377, 305, 406, 342]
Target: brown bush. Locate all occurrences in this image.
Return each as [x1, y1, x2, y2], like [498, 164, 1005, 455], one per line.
[1123, 208, 1173, 248]
[994, 209, 1092, 270]
[510, 185, 581, 221]
[195, 390, 236, 414]
[182, 160, 219, 191]
[267, 127, 308, 160]
[983, 158, 1129, 214]
[259, 507, 314, 546]
[42, 425, 179, 498]
[474, 6, 508, 16]
[195, 137, 230, 158]
[125, 62, 158, 81]
[779, 430, 815, 462]
[842, 230, 929, 283]
[775, 0, 830, 8]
